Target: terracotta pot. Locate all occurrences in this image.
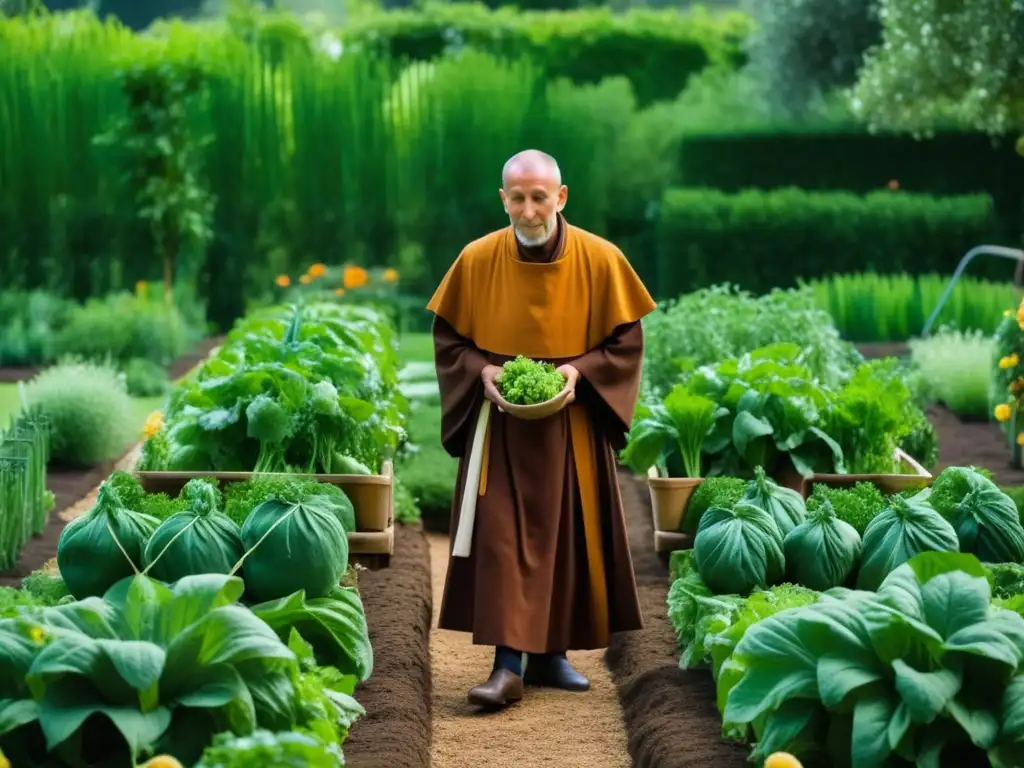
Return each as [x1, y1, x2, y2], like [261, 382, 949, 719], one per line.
[646, 467, 703, 532]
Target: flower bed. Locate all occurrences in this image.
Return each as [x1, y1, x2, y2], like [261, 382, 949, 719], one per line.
[664, 464, 1024, 765]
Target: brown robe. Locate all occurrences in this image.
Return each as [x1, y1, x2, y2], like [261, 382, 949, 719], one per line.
[431, 214, 653, 653]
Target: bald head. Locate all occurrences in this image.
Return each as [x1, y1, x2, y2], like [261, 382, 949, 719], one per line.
[499, 149, 567, 247]
[502, 149, 561, 188]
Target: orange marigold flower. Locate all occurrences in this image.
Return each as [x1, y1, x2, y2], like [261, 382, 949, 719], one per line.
[299, 274, 312, 285]
[308, 263, 327, 278]
[382, 268, 399, 282]
[275, 274, 291, 288]
[343, 265, 369, 289]
[335, 288, 346, 297]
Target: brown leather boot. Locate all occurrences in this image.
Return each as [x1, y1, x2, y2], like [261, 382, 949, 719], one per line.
[467, 668, 524, 709]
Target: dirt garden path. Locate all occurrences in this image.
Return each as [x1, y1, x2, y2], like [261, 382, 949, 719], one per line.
[427, 533, 632, 768]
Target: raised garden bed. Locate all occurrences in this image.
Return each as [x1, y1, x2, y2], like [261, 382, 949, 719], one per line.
[605, 470, 748, 768]
[134, 462, 397, 568]
[645, 447, 933, 555]
[343, 522, 433, 768]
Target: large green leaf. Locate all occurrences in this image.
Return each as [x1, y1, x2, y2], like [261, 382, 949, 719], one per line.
[252, 588, 373, 681]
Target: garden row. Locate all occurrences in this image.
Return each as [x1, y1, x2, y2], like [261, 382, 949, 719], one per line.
[616, 286, 1024, 766]
[0, 298, 431, 766]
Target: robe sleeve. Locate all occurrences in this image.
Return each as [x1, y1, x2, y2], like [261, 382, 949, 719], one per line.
[432, 315, 490, 458]
[571, 321, 645, 451]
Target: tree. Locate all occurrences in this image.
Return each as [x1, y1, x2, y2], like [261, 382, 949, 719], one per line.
[740, 0, 881, 118]
[852, 0, 1024, 137]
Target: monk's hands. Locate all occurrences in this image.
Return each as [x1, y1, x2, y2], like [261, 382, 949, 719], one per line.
[481, 364, 504, 404]
[556, 364, 580, 404]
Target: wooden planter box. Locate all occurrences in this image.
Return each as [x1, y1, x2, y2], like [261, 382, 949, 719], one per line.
[133, 460, 395, 567]
[775, 448, 933, 498]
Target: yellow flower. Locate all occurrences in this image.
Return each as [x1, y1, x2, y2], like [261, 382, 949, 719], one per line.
[335, 288, 345, 297]
[143, 411, 164, 438]
[382, 267, 399, 282]
[275, 274, 291, 288]
[1017, 432, 1024, 446]
[995, 403, 1013, 422]
[28, 625, 46, 645]
[0, 753, 9, 768]
[343, 265, 369, 289]
[1000, 354, 1020, 369]
[764, 753, 803, 768]
[299, 274, 312, 285]
[307, 263, 326, 278]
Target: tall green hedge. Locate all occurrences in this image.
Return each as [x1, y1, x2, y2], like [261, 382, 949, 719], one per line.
[340, 3, 752, 105]
[655, 187, 1001, 298]
[676, 129, 1024, 241]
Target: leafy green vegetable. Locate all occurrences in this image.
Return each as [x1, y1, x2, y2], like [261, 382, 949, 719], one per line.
[723, 551, 1024, 766]
[138, 302, 406, 475]
[56, 481, 160, 599]
[239, 492, 351, 603]
[782, 499, 861, 591]
[621, 384, 717, 478]
[693, 500, 786, 595]
[805, 481, 887, 535]
[686, 343, 846, 478]
[985, 562, 1024, 599]
[251, 587, 373, 681]
[740, 465, 806, 537]
[222, 476, 355, 532]
[19, 567, 69, 606]
[142, 479, 245, 583]
[856, 492, 960, 591]
[195, 730, 344, 768]
[928, 466, 1024, 563]
[0, 574, 303, 766]
[105, 469, 188, 521]
[497, 355, 565, 405]
[682, 476, 748, 535]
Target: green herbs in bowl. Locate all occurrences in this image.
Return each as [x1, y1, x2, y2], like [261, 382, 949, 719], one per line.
[498, 356, 566, 406]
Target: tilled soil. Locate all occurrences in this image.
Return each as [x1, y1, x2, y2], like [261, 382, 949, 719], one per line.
[605, 472, 749, 768]
[345, 523, 434, 768]
[427, 533, 632, 768]
[927, 404, 1024, 485]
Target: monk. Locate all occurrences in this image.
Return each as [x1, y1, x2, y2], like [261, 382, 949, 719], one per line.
[426, 149, 658, 710]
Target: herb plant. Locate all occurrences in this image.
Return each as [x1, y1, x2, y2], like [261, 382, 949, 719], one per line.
[497, 356, 566, 405]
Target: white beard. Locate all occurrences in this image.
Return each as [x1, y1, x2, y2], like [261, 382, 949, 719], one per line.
[510, 210, 558, 247]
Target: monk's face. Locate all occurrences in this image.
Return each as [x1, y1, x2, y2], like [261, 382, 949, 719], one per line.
[499, 168, 567, 247]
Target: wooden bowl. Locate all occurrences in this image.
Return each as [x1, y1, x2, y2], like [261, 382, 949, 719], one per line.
[494, 384, 573, 421]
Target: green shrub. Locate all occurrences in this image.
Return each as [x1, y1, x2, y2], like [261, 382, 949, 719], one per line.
[122, 357, 170, 397]
[656, 187, 998, 299]
[802, 272, 1021, 342]
[909, 328, 994, 420]
[642, 284, 862, 398]
[51, 292, 193, 367]
[18, 361, 136, 468]
[741, 0, 881, 117]
[341, 3, 752, 106]
[0, 291, 75, 366]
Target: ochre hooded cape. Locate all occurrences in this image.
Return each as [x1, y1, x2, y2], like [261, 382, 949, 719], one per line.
[426, 216, 656, 652]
